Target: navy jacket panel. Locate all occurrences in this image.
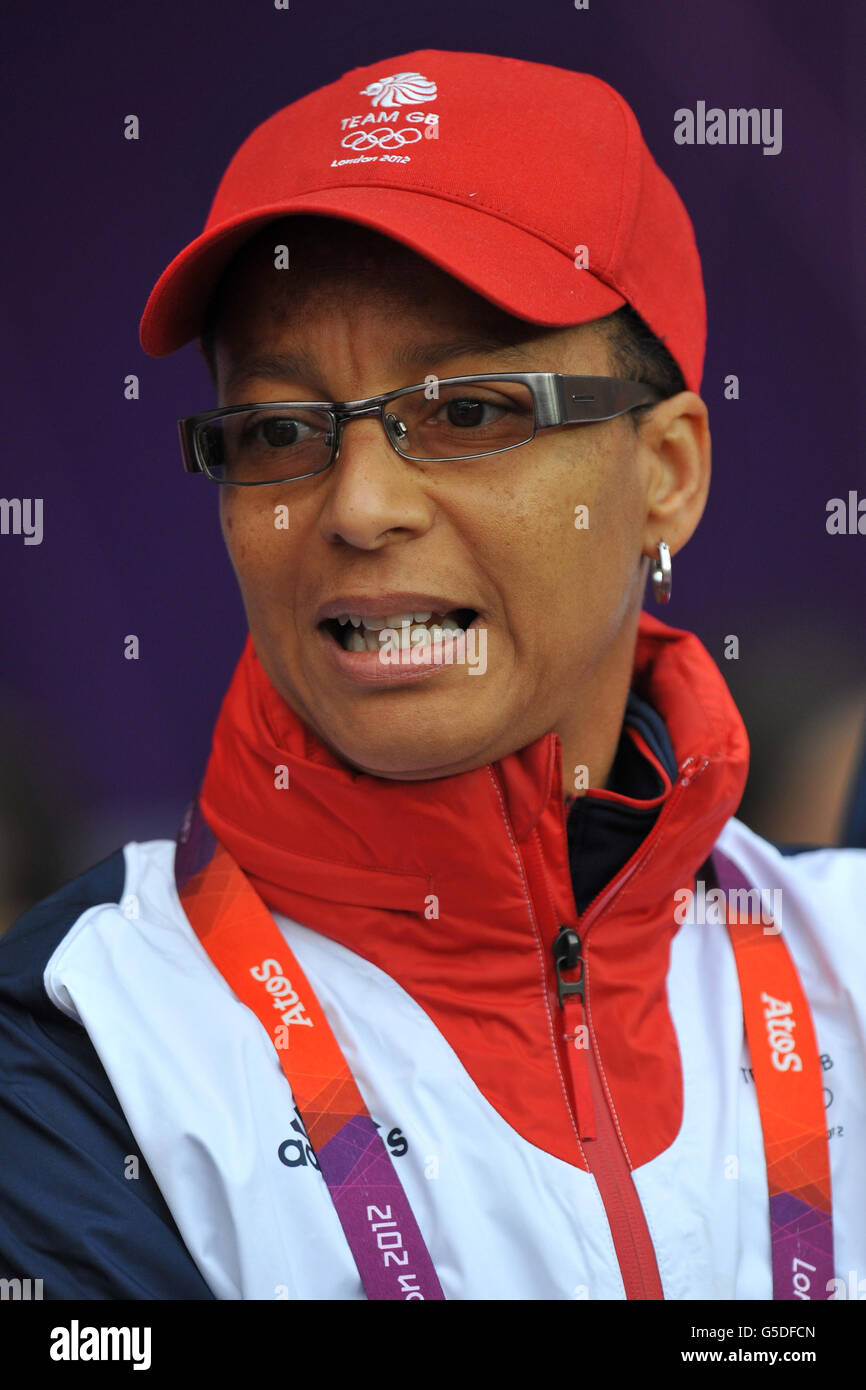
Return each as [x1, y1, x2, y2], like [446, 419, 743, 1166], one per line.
[0, 852, 214, 1300]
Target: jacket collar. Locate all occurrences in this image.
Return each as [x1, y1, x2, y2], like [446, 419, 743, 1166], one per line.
[199, 611, 749, 920]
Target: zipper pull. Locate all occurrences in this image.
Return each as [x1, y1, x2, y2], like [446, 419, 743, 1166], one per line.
[552, 926, 596, 1141]
[552, 925, 585, 1006]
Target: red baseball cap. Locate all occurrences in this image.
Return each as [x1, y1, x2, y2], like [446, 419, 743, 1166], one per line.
[139, 48, 706, 392]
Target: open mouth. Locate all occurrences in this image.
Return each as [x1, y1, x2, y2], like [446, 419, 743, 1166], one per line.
[322, 608, 478, 653]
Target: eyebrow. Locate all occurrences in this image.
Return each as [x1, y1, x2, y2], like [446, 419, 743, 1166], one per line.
[391, 337, 535, 369]
[222, 337, 537, 396]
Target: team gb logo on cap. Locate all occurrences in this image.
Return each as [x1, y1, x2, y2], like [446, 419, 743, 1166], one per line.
[360, 72, 438, 107]
[331, 71, 440, 169]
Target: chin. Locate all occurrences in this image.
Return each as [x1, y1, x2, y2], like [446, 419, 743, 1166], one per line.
[265, 648, 513, 780]
[323, 725, 495, 782]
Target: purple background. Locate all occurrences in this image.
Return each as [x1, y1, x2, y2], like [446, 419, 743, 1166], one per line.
[2, 0, 865, 902]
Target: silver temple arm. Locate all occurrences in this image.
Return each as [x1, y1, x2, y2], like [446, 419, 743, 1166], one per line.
[545, 374, 664, 426]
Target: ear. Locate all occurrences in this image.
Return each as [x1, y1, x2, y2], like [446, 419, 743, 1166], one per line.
[637, 391, 711, 559]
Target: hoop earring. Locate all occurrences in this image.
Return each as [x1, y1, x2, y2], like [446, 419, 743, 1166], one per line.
[652, 540, 672, 604]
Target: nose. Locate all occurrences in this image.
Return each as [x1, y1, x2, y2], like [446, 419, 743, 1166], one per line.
[317, 412, 436, 550]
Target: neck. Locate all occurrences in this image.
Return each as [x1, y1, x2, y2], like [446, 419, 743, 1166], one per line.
[556, 611, 641, 801]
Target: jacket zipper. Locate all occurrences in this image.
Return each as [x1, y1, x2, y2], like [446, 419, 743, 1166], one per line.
[553, 919, 663, 1299]
[551, 926, 597, 1141]
[525, 766, 701, 1300]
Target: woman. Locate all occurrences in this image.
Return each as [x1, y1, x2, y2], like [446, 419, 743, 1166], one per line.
[1, 47, 863, 1302]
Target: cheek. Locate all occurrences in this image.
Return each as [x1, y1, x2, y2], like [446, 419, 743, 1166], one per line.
[482, 453, 597, 576]
[219, 491, 295, 603]
[498, 442, 641, 629]
[219, 491, 249, 577]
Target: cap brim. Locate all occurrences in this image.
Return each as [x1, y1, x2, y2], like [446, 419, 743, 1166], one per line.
[139, 186, 625, 356]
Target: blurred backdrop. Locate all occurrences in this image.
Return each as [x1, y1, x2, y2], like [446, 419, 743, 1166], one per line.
[2, 0, 865, 929]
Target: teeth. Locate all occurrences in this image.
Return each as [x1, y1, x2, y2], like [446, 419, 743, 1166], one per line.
[334, 608, 469, 650]
[382, 612, 439, 628]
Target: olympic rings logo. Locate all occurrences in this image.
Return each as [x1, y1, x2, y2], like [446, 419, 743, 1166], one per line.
[341, 127, 423, 150]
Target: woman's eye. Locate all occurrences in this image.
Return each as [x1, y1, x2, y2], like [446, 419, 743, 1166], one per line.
[242, 416, 314, 448]
[257, 417, 301, 447]
[442, 397, 506, 427]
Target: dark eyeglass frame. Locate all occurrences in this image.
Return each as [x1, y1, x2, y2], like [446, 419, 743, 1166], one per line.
[177, 372, 664, 485]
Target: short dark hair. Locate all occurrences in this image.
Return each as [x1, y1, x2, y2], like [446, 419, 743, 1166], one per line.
[598, 302, 688, 425]
[200, 264, 688, 411]
[199, 290, 222, 384]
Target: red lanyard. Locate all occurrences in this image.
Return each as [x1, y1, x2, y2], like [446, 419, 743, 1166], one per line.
[175, 799, 833, 1300]
[175, 801, 444, 1301]
[712, 850, 833, 1299]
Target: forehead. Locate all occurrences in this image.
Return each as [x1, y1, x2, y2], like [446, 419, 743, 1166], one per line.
[209, 217, 613, 392]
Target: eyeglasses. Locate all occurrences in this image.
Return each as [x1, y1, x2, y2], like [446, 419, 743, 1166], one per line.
[177, 373, 663, 486]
